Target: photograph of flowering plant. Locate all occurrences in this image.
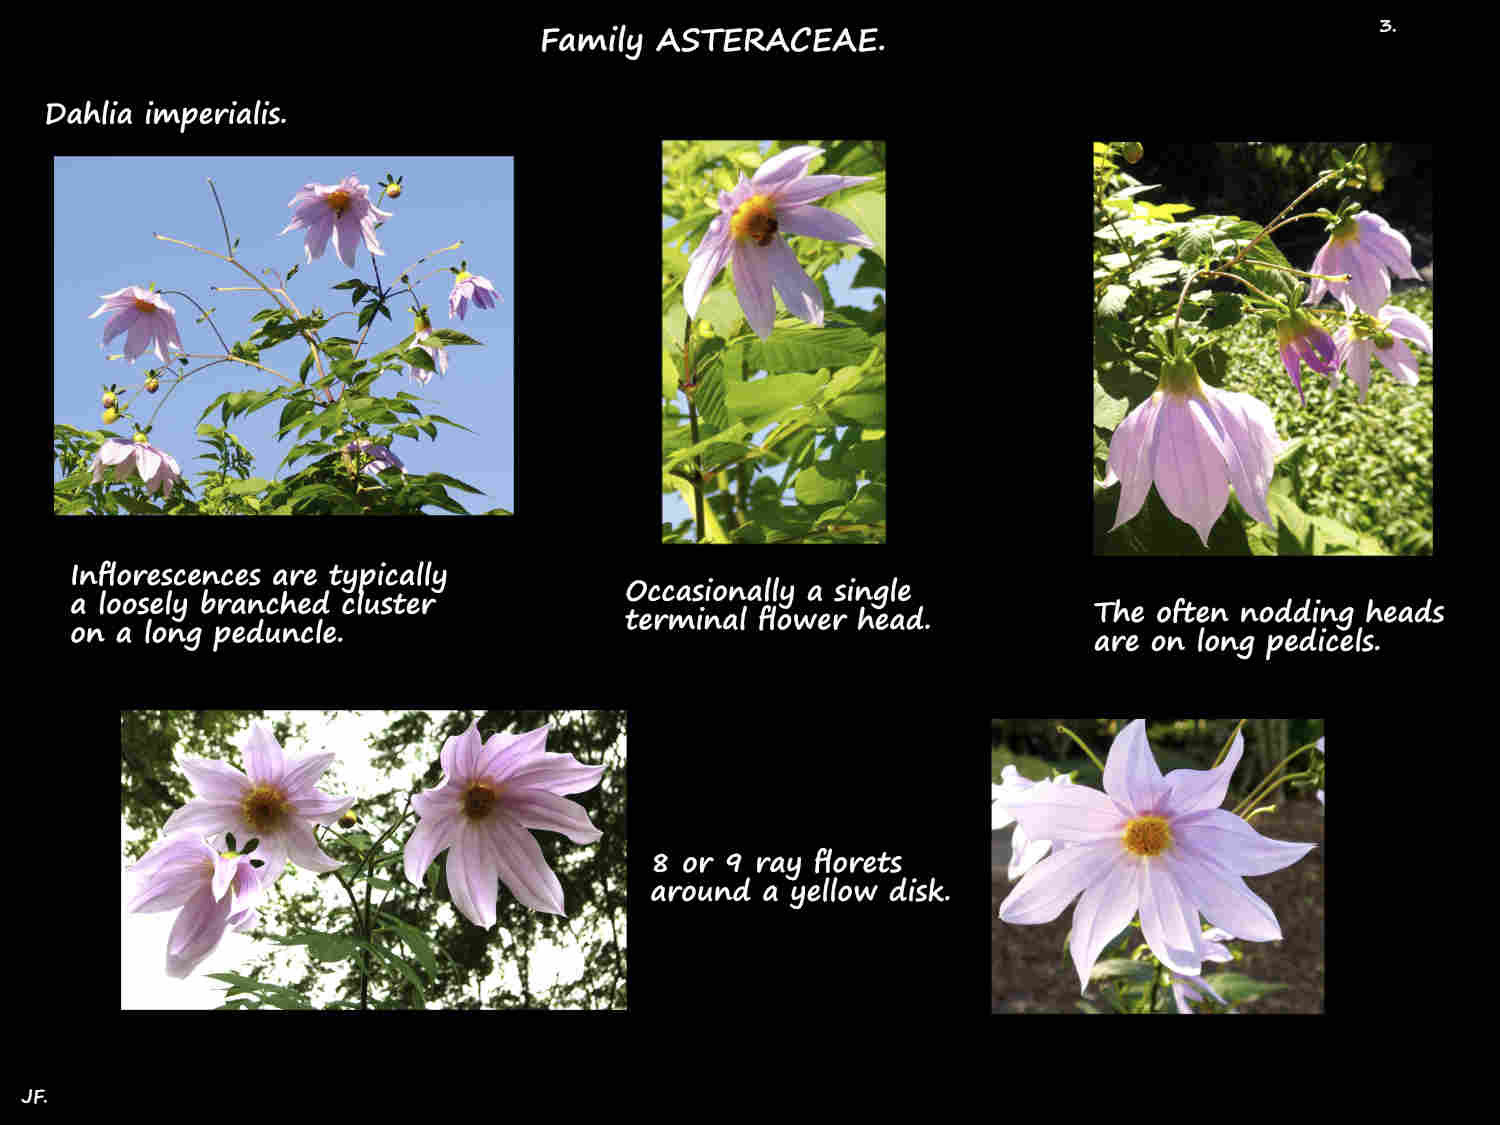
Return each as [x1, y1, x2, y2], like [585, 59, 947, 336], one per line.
[992, 718, 1324, 1014]
[122, 710, 624, 1009]
[1093, 142, 1432, 554]
[663, 140, 886, 543]
[55, 157, 514, 515]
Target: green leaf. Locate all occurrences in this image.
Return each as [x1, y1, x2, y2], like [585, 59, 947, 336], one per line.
[726, 371, 829, 425]
[794, 463, 857, 506]
[404, 348, 437, 373]
[423, 472, 485, 495]
[424, 328, 482, 347]
[1093, 373, 1129, 431]
[376, 911, 440, 979]
[204, 972, 313, 1009]
[662, 348, 679, 400]
[827, 188, 885, 264]
[851, 249, 885, 290]
[1098, 284, 1131, 317]
[270, 931, 359, 962]
[1089, 959, 1155, 984]
[745, 318, 872, 376]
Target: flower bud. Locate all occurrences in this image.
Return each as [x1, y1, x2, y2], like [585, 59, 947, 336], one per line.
[144, 377, 159, 393]
[338, 809, 358, 829]
[102, 407, 119, 424]
[1122, 142, 1143, 164]
[385, 182, 402, 198]
[133, 431, 149, 444]
[101, 391, 117, 408]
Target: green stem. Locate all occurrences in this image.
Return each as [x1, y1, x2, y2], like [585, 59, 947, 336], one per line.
[683, 317, 705, 541]
[1056, 724, 1107, 775]
[1211, 720, 1247, 769]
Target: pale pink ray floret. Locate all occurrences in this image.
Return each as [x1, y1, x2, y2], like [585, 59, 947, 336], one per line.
[279, 174, 392, 270]
[1104, 360, 1285, 548]
[998, 719, 1315, 993]
[685, 145, 876, 340]
[448, 271, 502, 321]
[1330, 304, 1432, 403]
[343, 438, 406, 480]
[403, 722, 604, 926]
[1304, 211, 1422, 316]
[89, 285, 183, 365]
[992, 766, 1073, 881]
[410, 308, 449, 385]
[126, 831, 264, 978]
[1167, 926, 1237, 1013]
[91, 437, 183, 498]
[1274, 307, 1338, 406]
[161, 722, 354, 887]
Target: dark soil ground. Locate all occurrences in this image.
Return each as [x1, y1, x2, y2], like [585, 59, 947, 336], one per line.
[991, 798, 1324, 1014]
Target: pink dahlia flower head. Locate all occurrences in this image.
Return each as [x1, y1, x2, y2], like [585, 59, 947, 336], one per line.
[997, 719, 1315, 994]
[89, 285, 183, 365]
[280, 175, 392, 269]
[1275, 308, 1337, 406]
[1330, 305, 1432, 403]
[685, 145, 875, 340]
[91, 438, 183, 498]
[410, 329, 448, 386]
[1104, 361, 1285, 548]
[161, 723, 354, 887]
[404, 722, 605, 926]
[1167, 925, 1235, 1013]
[127, 831, 264, 978]
[344, 438, 406, 477]
[448, 272, 502, 321]
[1305, 211, 1422, 315]
[992, 766, 1073, 880]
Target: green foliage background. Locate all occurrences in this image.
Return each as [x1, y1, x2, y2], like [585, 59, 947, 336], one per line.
[1092, 141, 1433, 555]
[121, 709, 625, 1009]
[991, 718, 1324, 804]
[662, 140, 887, 544]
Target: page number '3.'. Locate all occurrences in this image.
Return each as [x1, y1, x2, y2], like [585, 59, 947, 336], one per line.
[1380, 19, 1396, 30]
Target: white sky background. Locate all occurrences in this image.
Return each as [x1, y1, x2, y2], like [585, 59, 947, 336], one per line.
[120, 709, 622, 1009]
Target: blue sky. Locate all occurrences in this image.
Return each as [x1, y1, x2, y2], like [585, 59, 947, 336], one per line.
[661, 150, 880, 531]
[55, 156, 514, 514]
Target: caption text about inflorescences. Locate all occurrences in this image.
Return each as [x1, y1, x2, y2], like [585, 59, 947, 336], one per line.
[1093, 596, 1445, 661]
[68, 560, 447, 653]
[625, 577, 926, 632]
[651, 849, 945, 910]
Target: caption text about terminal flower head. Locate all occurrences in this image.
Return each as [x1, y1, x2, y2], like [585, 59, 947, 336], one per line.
[1093, 596, 1446, 661]
[651, 849, 945, 910]
[625, 577, 927, 632]
[68, 561, 448, 653]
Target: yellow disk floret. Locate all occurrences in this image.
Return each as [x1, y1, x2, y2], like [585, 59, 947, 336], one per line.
[326, 190, 351, 216]
[729, 194, 779, 247]
[242, 784, 291, 834]
[460, 782, 499, 821]
[1122, 815, 1173, 858]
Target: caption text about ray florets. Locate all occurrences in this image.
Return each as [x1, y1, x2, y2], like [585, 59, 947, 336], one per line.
[650, 849, 946, 909]
[68, 561, 448, 653]
[1093, 596, 1445, 661]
